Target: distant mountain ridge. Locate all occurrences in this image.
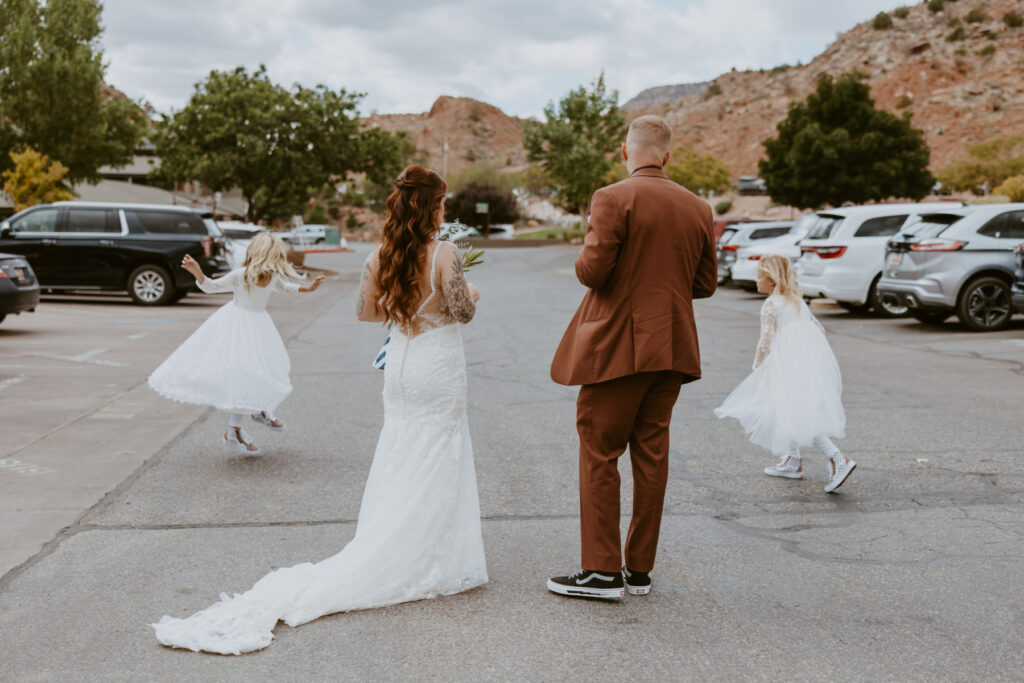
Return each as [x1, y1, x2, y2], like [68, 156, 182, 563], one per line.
[623, 82, 710, 111]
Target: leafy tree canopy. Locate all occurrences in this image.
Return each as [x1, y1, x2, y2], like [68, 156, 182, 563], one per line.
[2, 146, 74, 211]
[445, 182, 518, 228]
[936, 135, 1024, 194]
[759, 72, 934, 209]
[0, 0, 145, 183]
[665, 145, 732, 196]
[155, 65, 407, 223]
[523, 73, 626, 220]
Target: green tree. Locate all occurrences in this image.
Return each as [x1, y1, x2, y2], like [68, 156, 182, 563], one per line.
[936, 135, 1024, 193]
[2, 146, 75, 211]
[0, 0, 144, 183]
[993, 175, 1024, 201]
[664, 145, 732, 196]
[523, 73, 626, 224]
[759, 73, 934, 209]
[155, 66, 406, 223]
[445, 182, 518, 228]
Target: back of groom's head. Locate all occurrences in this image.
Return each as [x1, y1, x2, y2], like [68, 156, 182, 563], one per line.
[626, 115, 672, 157]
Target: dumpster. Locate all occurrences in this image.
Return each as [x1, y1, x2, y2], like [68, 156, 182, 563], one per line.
[324, 227, 340, 246]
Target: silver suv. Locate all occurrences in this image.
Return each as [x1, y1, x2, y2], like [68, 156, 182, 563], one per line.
[877, 204, 1024, 331]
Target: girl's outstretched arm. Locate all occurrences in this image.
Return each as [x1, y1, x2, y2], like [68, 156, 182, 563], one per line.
[753, 298, 778, 369]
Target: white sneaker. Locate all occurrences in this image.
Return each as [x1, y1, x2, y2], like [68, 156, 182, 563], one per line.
[223, 427, 261, 455]
[251, 411, 286, 431]
[825, 453, 855, 493]
[764, 455, 803, 479]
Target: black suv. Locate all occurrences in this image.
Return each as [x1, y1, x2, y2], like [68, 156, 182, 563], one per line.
[0, 202, 229, 305]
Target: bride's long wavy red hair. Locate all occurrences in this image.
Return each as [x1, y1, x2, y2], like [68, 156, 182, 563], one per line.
[377, 165, 447, 327]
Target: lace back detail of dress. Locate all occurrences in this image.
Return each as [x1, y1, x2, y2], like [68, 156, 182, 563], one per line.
[400, 243, 456, 337]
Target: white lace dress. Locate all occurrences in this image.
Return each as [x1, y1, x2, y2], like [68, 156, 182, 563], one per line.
[152, 245, 488, 655]
[148, 269, 297, 413]
[714, 294, 845, 454]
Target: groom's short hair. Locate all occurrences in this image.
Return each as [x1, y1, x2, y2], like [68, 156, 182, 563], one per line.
[626, 115, 672, 155]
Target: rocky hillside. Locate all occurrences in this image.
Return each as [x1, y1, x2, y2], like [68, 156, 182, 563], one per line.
[636, 0, 1024, 177]
[362, 96, 527, 178]
[623, 82, 710, 111]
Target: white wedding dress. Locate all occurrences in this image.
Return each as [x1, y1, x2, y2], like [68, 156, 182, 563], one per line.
[152, 245, 488, 654]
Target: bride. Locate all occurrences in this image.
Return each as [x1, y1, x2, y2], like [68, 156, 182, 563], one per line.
[152, 165, 488, 655]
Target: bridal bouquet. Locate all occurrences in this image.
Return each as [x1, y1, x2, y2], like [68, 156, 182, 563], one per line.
[372, 220, 485, 370]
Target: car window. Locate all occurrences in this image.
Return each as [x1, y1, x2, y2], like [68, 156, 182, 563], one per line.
[904, 214, 963, 237]
[10, 208, 59, 233]
[718, 228, 738, 244]
[854, 215, 907, 237]
[749, 227, 791, 240]
[978, 211, 1024, 239]
[63, 208, 120, 233]
[127, 211, 207, 235]
[805, 215, 842, 239]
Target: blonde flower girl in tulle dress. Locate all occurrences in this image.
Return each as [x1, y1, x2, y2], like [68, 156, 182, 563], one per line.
[148, 232, 325, 455]
[715, 254, 855, 493]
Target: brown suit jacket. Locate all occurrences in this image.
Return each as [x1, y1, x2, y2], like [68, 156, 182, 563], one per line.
[551, 168, 718, 387]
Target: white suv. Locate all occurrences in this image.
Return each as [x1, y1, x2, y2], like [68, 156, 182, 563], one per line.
[797, 203, 962, 316]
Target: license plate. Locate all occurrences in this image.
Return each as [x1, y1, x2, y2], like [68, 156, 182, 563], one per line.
[888, 253, 902, 266]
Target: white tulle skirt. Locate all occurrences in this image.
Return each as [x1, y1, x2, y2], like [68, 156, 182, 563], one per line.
[715, 320, 845, 455]
[151, 324, 488, 655]
[148, 301, 292, 413]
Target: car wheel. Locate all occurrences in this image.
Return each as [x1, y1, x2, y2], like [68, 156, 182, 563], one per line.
[869, 278, 908, 318]
[909, 310, 950, 325]
[956, 276, 1012, 332]
[315, 238, 324, 245]
[836, 301, 871, 314]
[128, 265, 175, 306]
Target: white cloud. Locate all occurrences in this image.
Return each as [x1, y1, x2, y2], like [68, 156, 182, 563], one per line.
[100, 0, 905, 117]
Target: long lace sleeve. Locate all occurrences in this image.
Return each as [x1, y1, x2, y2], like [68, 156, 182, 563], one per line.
[273, 275, 301, 293]
[753, 298, 778, 370]
[197, 268, 242, 294]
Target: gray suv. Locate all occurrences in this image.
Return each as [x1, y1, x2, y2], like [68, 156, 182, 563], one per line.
[877, 204, 1024, 331]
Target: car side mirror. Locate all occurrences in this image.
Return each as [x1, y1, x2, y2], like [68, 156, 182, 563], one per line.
[0, 224, 11, 238]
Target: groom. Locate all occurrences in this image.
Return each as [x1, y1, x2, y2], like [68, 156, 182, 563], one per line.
[547, 115, 718, 598]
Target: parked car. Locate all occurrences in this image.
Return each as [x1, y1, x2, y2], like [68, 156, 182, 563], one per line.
[0, 201, 230, 306]
[797, 202, 962, 317]
[0, 252, 40, 325]
[282, 224, 328, 247]
[712, 216, 759, 241]
[736, 176, 767, 195]
[217, 221, 265, 269]
[442, 223, 515, 240]
[717, 221, 794, 284]
[732, 233, 806, 291]
[1013, 242, 1024, 314]
[877, 204, 1024, 331]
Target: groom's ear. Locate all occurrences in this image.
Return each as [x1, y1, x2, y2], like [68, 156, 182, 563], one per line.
[662, 151, 670, 167]
[621, 143, 628, 162]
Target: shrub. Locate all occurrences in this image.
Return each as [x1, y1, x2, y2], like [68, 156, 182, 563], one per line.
[947, 26, 967, 40]
[893, 6, 910, 18]
[345, 211, 359, 230]
[946, 16, 961, 28]
[1, 147, 75, 211]
[714, 199, 733, 214]
[965, 9, 988, 23]
[873, 11, 894, 29]
[979, 43, 997, 57]
[896, 94, 914, 109]
[305, 202, 328, 224]
[993, 175, 1024, 201]
[927, 0, 944, 13]
[706, 82, 723, 97]
[1005, 11, 1024, 28]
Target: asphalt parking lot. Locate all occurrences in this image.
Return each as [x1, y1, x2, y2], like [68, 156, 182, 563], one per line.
[1, 246, 1021, 681]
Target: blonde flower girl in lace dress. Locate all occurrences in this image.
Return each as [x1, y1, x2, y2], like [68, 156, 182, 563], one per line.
[715, 254, 855, 492]
[148, 232, 324, 455]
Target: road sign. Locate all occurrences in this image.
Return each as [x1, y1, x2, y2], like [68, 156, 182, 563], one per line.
[475, 202, 489, 214]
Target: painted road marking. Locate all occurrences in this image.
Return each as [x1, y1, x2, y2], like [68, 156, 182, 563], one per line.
[0, 459, 54, 475]
[34, 348, 127, 368]
[0, 375, 26, 392]
[127, 332, 152, 340]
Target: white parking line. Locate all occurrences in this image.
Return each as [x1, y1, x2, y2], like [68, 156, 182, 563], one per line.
[0, 375, 26, 392]
[0, 458, 54, 475]
[34, 348, 128, 368]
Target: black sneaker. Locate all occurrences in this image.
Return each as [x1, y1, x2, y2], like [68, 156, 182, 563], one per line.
[547, 569, 624, 599]
[623, 567, 651, 596]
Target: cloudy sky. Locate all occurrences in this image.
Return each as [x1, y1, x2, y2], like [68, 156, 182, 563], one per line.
[101, 0, 902, 118]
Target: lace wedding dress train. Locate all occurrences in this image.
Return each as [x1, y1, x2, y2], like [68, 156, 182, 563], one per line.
[152, 266, 488, 654]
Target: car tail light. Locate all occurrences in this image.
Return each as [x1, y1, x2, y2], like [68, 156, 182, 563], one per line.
[801, 246, 847, 259]
[722, 244, 740, 252]
[746, 254, 762, 260]
[201, 236, 213, 258]
[910, 239, 967, 252]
